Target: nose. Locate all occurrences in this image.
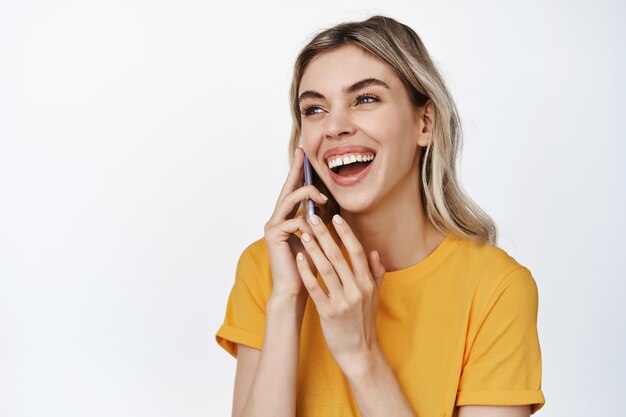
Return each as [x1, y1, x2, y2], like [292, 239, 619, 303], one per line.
[323, 106, 357, 140]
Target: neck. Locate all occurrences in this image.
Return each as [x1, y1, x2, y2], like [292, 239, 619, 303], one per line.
[339, 168, 446, 272]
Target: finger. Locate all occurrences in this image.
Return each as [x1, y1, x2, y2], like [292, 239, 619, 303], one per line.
[306, 214, 358, 294]
[264, 216, 313, 242]
[277, 146, 304, 203]
[367, 249, 386, 289]
[331, 214, 374, 287]
[269, 185, 328, 225]
[299, 230, 345, 299]
[295, 251, 330, 309]
[264, 216, 319, 278]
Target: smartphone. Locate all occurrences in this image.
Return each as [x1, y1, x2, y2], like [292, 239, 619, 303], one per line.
[303, 154, 316, 219]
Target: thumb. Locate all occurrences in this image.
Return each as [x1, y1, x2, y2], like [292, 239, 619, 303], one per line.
[368, 250, 386, 289]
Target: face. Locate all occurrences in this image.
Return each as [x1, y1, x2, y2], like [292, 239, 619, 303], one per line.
[298, 44, 430, 214]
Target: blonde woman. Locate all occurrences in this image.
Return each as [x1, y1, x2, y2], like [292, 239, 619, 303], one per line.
[216, 15, 545, 417]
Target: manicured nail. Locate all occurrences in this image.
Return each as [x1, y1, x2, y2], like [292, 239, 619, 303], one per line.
[308, 215, 320, 225]
[301, 232, 311, 242]
[333, 214, 344, 225]
[320, 193, 328, 201]
[297, 252, 304, 261]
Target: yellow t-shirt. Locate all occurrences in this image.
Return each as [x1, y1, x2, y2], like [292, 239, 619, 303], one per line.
[215, 231, 545, 416]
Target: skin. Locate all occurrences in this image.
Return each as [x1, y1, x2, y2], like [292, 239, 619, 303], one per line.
[296, 44, 531, 417]
[298, 43, 447, 273]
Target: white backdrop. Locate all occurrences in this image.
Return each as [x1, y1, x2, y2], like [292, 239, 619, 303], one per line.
[1, 1, 624, 416]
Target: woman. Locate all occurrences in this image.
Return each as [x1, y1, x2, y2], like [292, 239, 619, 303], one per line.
[216, 15, 545, 417]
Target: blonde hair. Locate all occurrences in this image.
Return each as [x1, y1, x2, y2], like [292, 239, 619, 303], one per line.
[287, 15, 497, 246]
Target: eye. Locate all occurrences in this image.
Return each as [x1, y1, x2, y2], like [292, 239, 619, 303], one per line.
[299, 93, 380, 117]
[300, 103, 322, 116]
[355, 93, 379, 105]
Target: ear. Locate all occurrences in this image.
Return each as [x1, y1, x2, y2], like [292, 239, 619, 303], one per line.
[415, 100, 433, 148]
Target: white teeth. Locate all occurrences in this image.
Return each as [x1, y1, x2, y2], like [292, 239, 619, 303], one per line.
[327, 153, 375, 169]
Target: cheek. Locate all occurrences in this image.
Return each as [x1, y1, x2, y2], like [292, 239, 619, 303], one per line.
[300, 127, 321, 148]
[300, 133, 324, 171]
[356, 109, 411, 146]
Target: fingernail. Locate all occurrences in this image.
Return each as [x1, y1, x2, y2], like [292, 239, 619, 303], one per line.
[320, 193, 328, 201]
[297, 252, 304, 261]
[374, 250, 380, 262]
[301, 232, 312, 242]
[307, 215, 320, 225]
[294, 147, 299, 156]
[332, 214, 344, 225]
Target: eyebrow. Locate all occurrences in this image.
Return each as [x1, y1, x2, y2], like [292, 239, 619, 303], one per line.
[298, 77, 391, 103]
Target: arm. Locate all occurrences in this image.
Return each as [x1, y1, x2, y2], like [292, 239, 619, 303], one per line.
[343, 346, 416, 417]
[457, 405, 530, 416]
[238, 292, 307, 417]
[345, 349, 533, 417]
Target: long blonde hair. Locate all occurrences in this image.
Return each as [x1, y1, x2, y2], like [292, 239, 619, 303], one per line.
[287, 15, 497, 246]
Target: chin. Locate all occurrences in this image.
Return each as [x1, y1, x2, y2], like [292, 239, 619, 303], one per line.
[333, 194, 377, 215]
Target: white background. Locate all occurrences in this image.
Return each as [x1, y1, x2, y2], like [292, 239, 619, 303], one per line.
[1, 1, 624, 416]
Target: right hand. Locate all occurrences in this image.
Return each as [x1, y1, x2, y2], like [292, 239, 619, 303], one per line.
[264, 146, 329, 299]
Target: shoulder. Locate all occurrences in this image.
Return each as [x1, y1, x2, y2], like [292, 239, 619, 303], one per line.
[451, 237, 538, 303]
[234, 236, 273, 292]
[454, 237, 525, 274]
[452, 240, 541, 354]
[239, 235, 270, 263]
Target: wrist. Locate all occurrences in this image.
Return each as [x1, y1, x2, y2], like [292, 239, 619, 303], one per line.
[342, 343, 385, 381]
[268, 290, 307, 305]
[268, 291, 308, 319]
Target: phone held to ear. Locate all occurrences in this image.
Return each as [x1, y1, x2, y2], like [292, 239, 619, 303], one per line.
[303, 154, 315, 219]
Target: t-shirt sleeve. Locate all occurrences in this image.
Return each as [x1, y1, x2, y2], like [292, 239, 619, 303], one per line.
[456, 267, 546, 414]
[215, 244, 269, 358]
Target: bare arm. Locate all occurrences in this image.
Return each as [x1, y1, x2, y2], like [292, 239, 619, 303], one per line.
[457, 405, 531, 417]
[343, 346, 417, 417]
[345, 348, 532, 417]
[231, 345, 260, 417]
[237, 292, 307, 417]
[232, 294, 532, 417]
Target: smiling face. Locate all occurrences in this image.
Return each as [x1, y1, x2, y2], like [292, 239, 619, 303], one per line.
[298, 44, 430, 214]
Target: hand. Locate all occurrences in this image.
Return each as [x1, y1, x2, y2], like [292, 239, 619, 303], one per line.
[264, 147, 329, 299]
[295, 213, 387, 373]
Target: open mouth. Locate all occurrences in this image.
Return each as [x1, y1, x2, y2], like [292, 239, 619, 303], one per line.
[327, 152, 376, 177]
[330, 159, 374, 177]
